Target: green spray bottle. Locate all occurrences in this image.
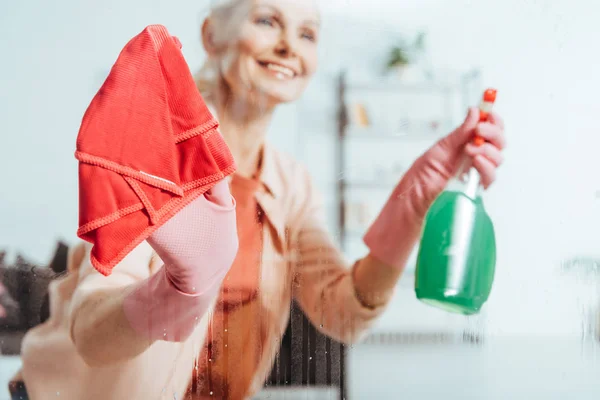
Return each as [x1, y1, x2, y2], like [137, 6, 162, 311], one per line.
[414, 89, 497, 315]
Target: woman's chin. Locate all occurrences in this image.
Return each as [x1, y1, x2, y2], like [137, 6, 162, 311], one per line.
[227, 79, 305, 108]
[251, 88, 300, 107]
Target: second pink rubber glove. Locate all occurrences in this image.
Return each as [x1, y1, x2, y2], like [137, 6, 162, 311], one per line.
[364, 107, 505, 270]
[123, 179, 238, 342]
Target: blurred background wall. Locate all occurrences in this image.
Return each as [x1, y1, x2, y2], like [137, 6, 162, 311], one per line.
[1, 0, 600, 398]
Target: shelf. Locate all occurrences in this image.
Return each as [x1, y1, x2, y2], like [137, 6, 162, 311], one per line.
[342, 179, 396, 188]
[341, 68, 481, 94]
[345, 81, 459, 93]
[343, 123, 449, 141]
[343, 131, 443, 141]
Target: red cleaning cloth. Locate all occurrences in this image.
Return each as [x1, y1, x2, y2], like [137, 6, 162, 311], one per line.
[75, 25, 236, 276]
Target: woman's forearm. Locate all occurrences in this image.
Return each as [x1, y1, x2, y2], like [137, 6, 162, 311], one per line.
[353, 253, 405, 308]
[70, 284, 153, 367]
[357, 156, 430, 307]
[70, 264, 225, 367]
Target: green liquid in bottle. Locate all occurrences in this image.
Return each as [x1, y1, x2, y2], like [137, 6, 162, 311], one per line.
[415, 169, 496, 315]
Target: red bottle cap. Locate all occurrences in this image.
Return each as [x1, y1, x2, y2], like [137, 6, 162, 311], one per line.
[483, 88, 497, 103]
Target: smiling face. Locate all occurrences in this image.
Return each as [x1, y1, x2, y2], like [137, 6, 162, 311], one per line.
[204, 0, 320, 107]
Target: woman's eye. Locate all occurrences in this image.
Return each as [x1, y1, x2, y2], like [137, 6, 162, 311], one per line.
[301, 31, 316, 42]
[256, 17, 274, 27]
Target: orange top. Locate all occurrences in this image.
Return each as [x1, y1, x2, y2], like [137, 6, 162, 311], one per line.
[193, 173, 264, 398]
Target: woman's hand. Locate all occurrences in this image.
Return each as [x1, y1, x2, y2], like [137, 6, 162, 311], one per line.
[422, 107, 506, 192]
[122, 179, 238, 343]
[362, 108, 506, 272]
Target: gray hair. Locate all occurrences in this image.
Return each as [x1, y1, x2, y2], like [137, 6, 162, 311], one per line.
[195, 0, 252, 98]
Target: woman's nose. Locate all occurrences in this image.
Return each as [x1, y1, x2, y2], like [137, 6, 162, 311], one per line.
[274, 32, 297, 58]
[275, 43, 288, 57]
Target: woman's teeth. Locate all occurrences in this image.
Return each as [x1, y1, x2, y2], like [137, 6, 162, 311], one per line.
[265, 63, 295, 79]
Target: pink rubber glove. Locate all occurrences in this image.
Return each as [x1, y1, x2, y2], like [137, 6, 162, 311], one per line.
[364, 107, 506, 270]
[123, 179, 238, 342]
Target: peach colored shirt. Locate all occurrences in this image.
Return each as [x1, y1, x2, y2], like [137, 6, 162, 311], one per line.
[16, 144, 389, 400]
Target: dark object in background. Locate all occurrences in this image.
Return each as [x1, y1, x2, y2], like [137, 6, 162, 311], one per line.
[264, 301, 346, 400]
[0, 241, 69, 354]
[8, 380, 28, 400]
[0, 252, 23, 330]
[39, 241, 70, 323]
[0, 286, 22, 330]
[48, 242, 69, 275]
[39, 290, 51, 325]
[1, 255, 56, 329]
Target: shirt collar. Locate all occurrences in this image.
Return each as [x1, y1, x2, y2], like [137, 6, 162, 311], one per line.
[253, 143, 286, 249]
[256, 143, 281, 199]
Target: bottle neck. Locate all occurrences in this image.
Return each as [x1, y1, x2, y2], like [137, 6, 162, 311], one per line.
[448, 166, 482, 200]
[462, 167, 481, 199]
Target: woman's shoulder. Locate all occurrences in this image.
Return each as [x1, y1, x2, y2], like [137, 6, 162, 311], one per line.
[262, 145, 324, 217]
[266, 146, 303, 167]
[262, 145, 313, 192]
[263, 146, 326, 233]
